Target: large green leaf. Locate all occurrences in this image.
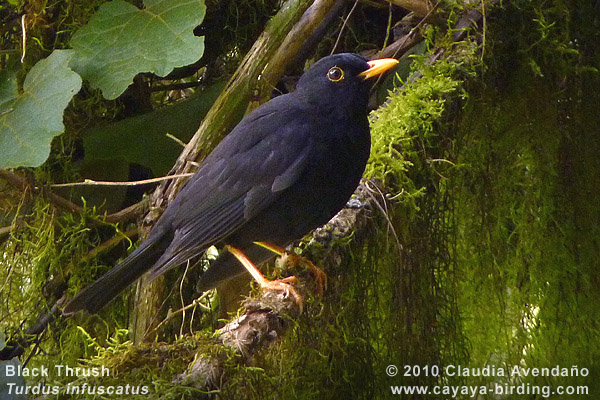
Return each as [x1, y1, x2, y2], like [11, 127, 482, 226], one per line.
[0, 50, 82, 168]
[0, 69, 18, 111]
[70, 0, 206, 100]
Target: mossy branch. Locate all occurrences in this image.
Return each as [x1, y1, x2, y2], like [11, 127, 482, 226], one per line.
[174, 181, 380, 391]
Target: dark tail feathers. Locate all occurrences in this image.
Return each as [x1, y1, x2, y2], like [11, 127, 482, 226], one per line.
[62, 229, 171, 316]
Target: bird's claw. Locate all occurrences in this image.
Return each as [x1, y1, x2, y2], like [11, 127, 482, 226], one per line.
[261, 278, 303, 313]
[280, 253, 327, 296]
[305, 260, 327, 296]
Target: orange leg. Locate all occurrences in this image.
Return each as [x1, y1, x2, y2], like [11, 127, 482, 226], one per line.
[225, 244, 302, 310]
[253, 241, 327, 296]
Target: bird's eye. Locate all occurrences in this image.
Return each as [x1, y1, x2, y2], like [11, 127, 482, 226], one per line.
[327, 66, 344, 82]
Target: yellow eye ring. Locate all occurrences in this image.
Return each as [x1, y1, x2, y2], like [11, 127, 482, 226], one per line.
[327, 66, 344, 82]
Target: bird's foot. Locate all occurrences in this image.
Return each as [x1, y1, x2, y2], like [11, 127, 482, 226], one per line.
[226, 244, 303, 312]
[259, 276, 303, 312]
[277, 252, 327, 296]
[254, 242, 327, 296]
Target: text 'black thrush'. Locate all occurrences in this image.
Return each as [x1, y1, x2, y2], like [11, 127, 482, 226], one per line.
[63, 53, 398, 315]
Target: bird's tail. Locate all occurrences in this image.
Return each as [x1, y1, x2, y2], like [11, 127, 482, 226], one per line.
[62, 228, 172, 316]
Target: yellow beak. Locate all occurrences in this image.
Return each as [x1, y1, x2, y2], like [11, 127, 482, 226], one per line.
[358, 58, 399, 80]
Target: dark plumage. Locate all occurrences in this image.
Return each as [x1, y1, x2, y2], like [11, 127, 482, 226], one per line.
[63, 53, 398, 315]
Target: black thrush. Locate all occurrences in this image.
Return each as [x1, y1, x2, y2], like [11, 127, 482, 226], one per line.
[62, 53, 398, 315]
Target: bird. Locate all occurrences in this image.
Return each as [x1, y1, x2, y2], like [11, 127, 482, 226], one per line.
[62, 53, 398, 315]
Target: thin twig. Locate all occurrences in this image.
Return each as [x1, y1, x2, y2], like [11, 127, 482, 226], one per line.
[150, 291, 213, 336]
[179, 261, 190, 338]
[20, 14, 26, 63]
[84, 227, 139, 261]
[166, 133, 187, 148]
[381, 2, 394, 51]
[0, 169, 146, 224]
[51, 173, 195, 188]
[480, 0, 487, 60]
[103, 201, 146, 224]
[331, 0, 359, 55]
[381, 2, 440, 59]
[364, 180, 403, 256]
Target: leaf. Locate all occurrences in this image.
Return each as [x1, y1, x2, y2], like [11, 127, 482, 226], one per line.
[0, 50, 82, 168]
[70, 0, 206, 100]
[0, 69, 18, 112]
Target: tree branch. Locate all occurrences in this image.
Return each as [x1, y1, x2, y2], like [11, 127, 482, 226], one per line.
[0, 169, 146, 225]
[0, 169, 83, 215]
[174, 181, 379, 390]
[50, 173, 194, 188]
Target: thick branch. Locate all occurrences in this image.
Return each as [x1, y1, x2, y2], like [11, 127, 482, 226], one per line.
[377, 26, 424, 59]
[248, 0, 345, 111]
[103, 201, 146, 224]
[174, 182, 378, 390]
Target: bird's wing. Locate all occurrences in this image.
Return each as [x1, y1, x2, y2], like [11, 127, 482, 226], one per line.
[147, 97, 314, 278]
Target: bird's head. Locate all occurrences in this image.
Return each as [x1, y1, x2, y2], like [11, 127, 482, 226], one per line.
[295, 53, 398, 111]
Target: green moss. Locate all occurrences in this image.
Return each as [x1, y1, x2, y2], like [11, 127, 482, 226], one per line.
[367, 40, 477, 213]
[442, 0, 600, 394]
[33, 328, 233, 399]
